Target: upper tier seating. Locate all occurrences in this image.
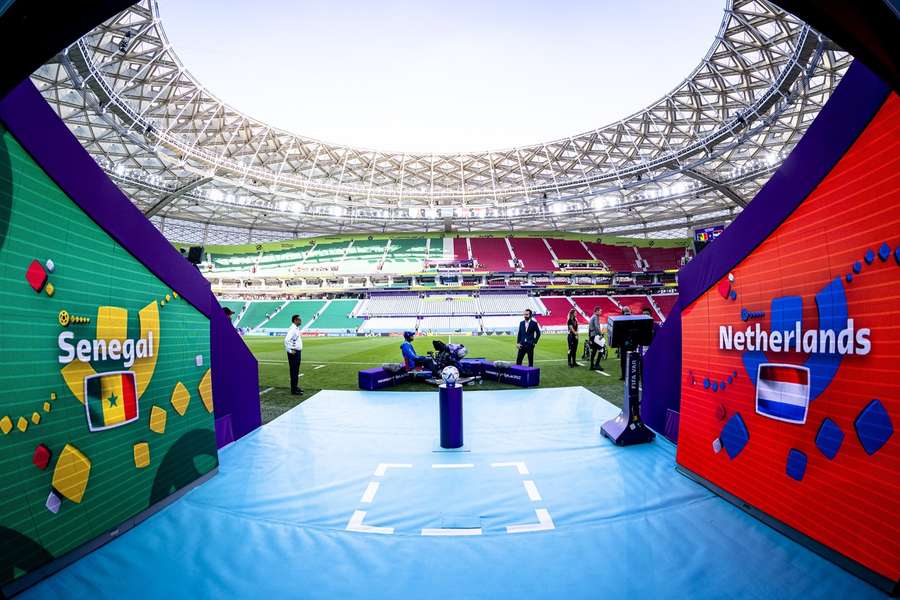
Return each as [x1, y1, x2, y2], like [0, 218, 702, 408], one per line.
[539, 297, 586, 326]
[236, 301, 284, 329]
[263, 300, 325, 328]
[340, 239, 388, 273]
[469, 237, 512, 271]
[382, 238, 431, 273]
[547, 238, 592, 261]
[257, 247, 311, 273]
[572, 296, 622, 323]
[584, 243, 638, 272]
[304, 240, 350, 268]
[453, 238, 469, 260]
[639, 247, 686, 271]
[420, 295, 480, 316]
[509, 238, 556, 271]
[652, 294, 678, 319]
[359, 295, 421, 316]
[307, 299, 363, 330]
[210, 252, 257, 273]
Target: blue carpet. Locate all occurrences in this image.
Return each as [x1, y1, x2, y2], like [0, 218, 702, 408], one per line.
[23, 387, 881, 599]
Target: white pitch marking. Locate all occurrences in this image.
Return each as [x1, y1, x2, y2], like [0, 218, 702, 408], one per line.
[491, 461, 529, 475]
[360, 481, 380, 504]
[432, 463, 474, 469]
[506, 508, 555, 534]
[259, 387, 274, 395]
[595, 370, 610, 377]
[522, 480, 542, 501]
[345, 510, 394, 535]
[421, 528, 482, 536]
[374, 463, 413, 476]
[314, 364, 327, 370]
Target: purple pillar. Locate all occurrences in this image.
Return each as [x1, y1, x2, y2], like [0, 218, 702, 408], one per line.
[439, 384, 463, 449]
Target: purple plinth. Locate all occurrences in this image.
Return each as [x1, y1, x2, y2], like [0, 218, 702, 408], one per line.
[439, 384, 463, 449]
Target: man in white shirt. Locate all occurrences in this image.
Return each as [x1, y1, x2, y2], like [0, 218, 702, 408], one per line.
[284, 314, 303, 395]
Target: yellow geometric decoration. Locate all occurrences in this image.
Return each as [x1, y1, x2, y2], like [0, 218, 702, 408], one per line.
[0, 416, 11, 435]
[31, 412, 41, 425]
[149, 406, 167, 434]
[52, 444, 92, 503]
[133, 301, 160, 399]
[61, 360, 96, 405]
[96, 306, 128, 343]
[50, 392, 57, 401]
[172, 291, 178, 298]
[45, 283, 55, 297]
[16, 417, 27, 433]
[199, 369, 214, 413]
[133, 442, 150, 469]
[165, 294, 171, 302]
[171, 382, 190, 416]
[43, 402, 52, 413]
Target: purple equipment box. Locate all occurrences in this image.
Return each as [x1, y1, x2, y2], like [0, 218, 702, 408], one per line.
[358, 367, 412, 391]
[482, 363, 540, 387]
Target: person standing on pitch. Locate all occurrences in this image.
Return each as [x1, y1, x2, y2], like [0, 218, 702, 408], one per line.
[588, 306, 604, 371]
[284, 314, 303, 395]
[516, 308, 541, 367]
[567, 308, 579, 368]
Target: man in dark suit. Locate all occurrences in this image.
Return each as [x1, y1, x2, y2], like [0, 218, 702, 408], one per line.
[516, 309, 541, 367]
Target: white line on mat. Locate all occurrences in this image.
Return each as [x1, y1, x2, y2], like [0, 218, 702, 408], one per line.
[491, 461, 529, 475]
[345, 510, 393, 535]
[360, 481, 380, 504]
[506, 509, 555, 534]
[374, 463, 413, 476]
[523, 480, 542, 501]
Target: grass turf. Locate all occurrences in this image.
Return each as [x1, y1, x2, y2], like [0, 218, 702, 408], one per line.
[246, 334, 625, 423]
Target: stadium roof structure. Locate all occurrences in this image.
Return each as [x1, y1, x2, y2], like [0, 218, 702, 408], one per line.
[32, 0, 851, 245]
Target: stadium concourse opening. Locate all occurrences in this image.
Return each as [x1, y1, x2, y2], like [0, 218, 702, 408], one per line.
[1, 0, 898, 599]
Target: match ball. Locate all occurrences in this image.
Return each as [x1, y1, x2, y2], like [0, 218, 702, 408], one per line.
[441, 366, 460, 387]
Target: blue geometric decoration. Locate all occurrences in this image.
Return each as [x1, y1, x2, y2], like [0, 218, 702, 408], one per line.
[854, 399, 893, 456]
[720, 413, 749, 460]
[878, 242, 890, 262]
[845, 273, 853, 283]
[712, 381, 718, 392]
[864, 248, 875, 265]
[852, 261, 862, 274]
[895, 246, 900, 266]
[815, 418, 845, 460]
[703, 378, 710, 389]
[729, 290, 737, 300]
[786, 449, 807, 481]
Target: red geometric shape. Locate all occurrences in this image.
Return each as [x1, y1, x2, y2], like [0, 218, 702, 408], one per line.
[717, 280, 731, 299]
[26, 260, 48, 292]
[32, 444, 52, 470]
[714, 403, 727, 421]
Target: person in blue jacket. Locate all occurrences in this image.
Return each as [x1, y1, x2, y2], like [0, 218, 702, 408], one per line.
[516, 309, 541, 367]
[401, 331, 428, 371]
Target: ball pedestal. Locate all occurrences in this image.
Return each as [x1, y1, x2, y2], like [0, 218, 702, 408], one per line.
[435, 384, 467, 451]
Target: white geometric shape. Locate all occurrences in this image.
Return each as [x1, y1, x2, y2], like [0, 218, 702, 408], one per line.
[374, 463, 412, 476]
[522, 480, 542, 501]
[360, 481, 380, 504]
[506, 508, 555, 534]
[345, 510, 394, 535]
[491, 461, 529, 475]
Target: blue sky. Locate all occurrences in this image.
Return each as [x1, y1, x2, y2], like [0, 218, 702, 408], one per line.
[160, 0, 723, 152]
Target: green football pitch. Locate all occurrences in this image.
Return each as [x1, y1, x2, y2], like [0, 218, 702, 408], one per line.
[246, 334, 626, 423]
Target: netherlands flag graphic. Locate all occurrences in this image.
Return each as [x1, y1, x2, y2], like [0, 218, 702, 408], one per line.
[755, 363, 811, 424]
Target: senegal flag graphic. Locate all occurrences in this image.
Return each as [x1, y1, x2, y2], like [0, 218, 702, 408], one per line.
[85, 371, 139, 431]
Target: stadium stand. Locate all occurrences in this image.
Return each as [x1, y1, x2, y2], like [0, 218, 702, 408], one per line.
[585, 243, 638, 271]
[469, 237, 512, 271]
[419, 316, 481, 333]
[479, 293, 540, 315]
[236, 301, 284, 329]
[453, 237, 470, 260]
[341, 239, 388, 273]
[257, 247, 310, 272]
[509, 237, 556, 271]
[304, 240, 350, 268]
[420, 295, 480, 315]
[481, 315, 520, 334]
[539, 297, 585, 326]
[547, 238, 592, 261]
[358, 294, 421, 316]
[306, 299, 363, 330]
[616, 295, 661, 320]
[210, 252, 257, 273]
[219, 299, 246, 322]
[637, 246, 686, 271]
[651, 294, 678, 320]
[572, 296, 621, 323]
[358, 317, 419, 334]
[381, 238, 431, 272]
[262, 300, 326, 329]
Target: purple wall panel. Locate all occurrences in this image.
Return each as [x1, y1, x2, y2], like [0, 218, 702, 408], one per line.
[641, 61, 892, 434]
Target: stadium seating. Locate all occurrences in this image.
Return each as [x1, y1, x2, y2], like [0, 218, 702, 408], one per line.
[547, 238, 592, 261]
[358, 317, 419, 334]
[418, 316, 480, 333]
[469, 237, 512, 271]
[257, 247, 311, 272]
[304, 240, 350, 268]
[236, 301, 285, 329]
[358, 294, 421, 316]
[584, 243, 638, 271]
[453, 237, 470, 260]
[479, 293, 540, 315]
[638, 247, 686, 271]
[616, 295, 660, 320]
[509, 238, 556, 271]
[651, 294, 678, 319]
[420, 295, 480, 315]
[262, 300, 326, 329]
[572, 296, 621, 323]
[341, 239, 388, 273]
[381, 238, 431, 272]
[209, 252, 257, 273]
[306, 299, 363, 330]
[539, 297, 585, 326]
[218, 299, 246, 322]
